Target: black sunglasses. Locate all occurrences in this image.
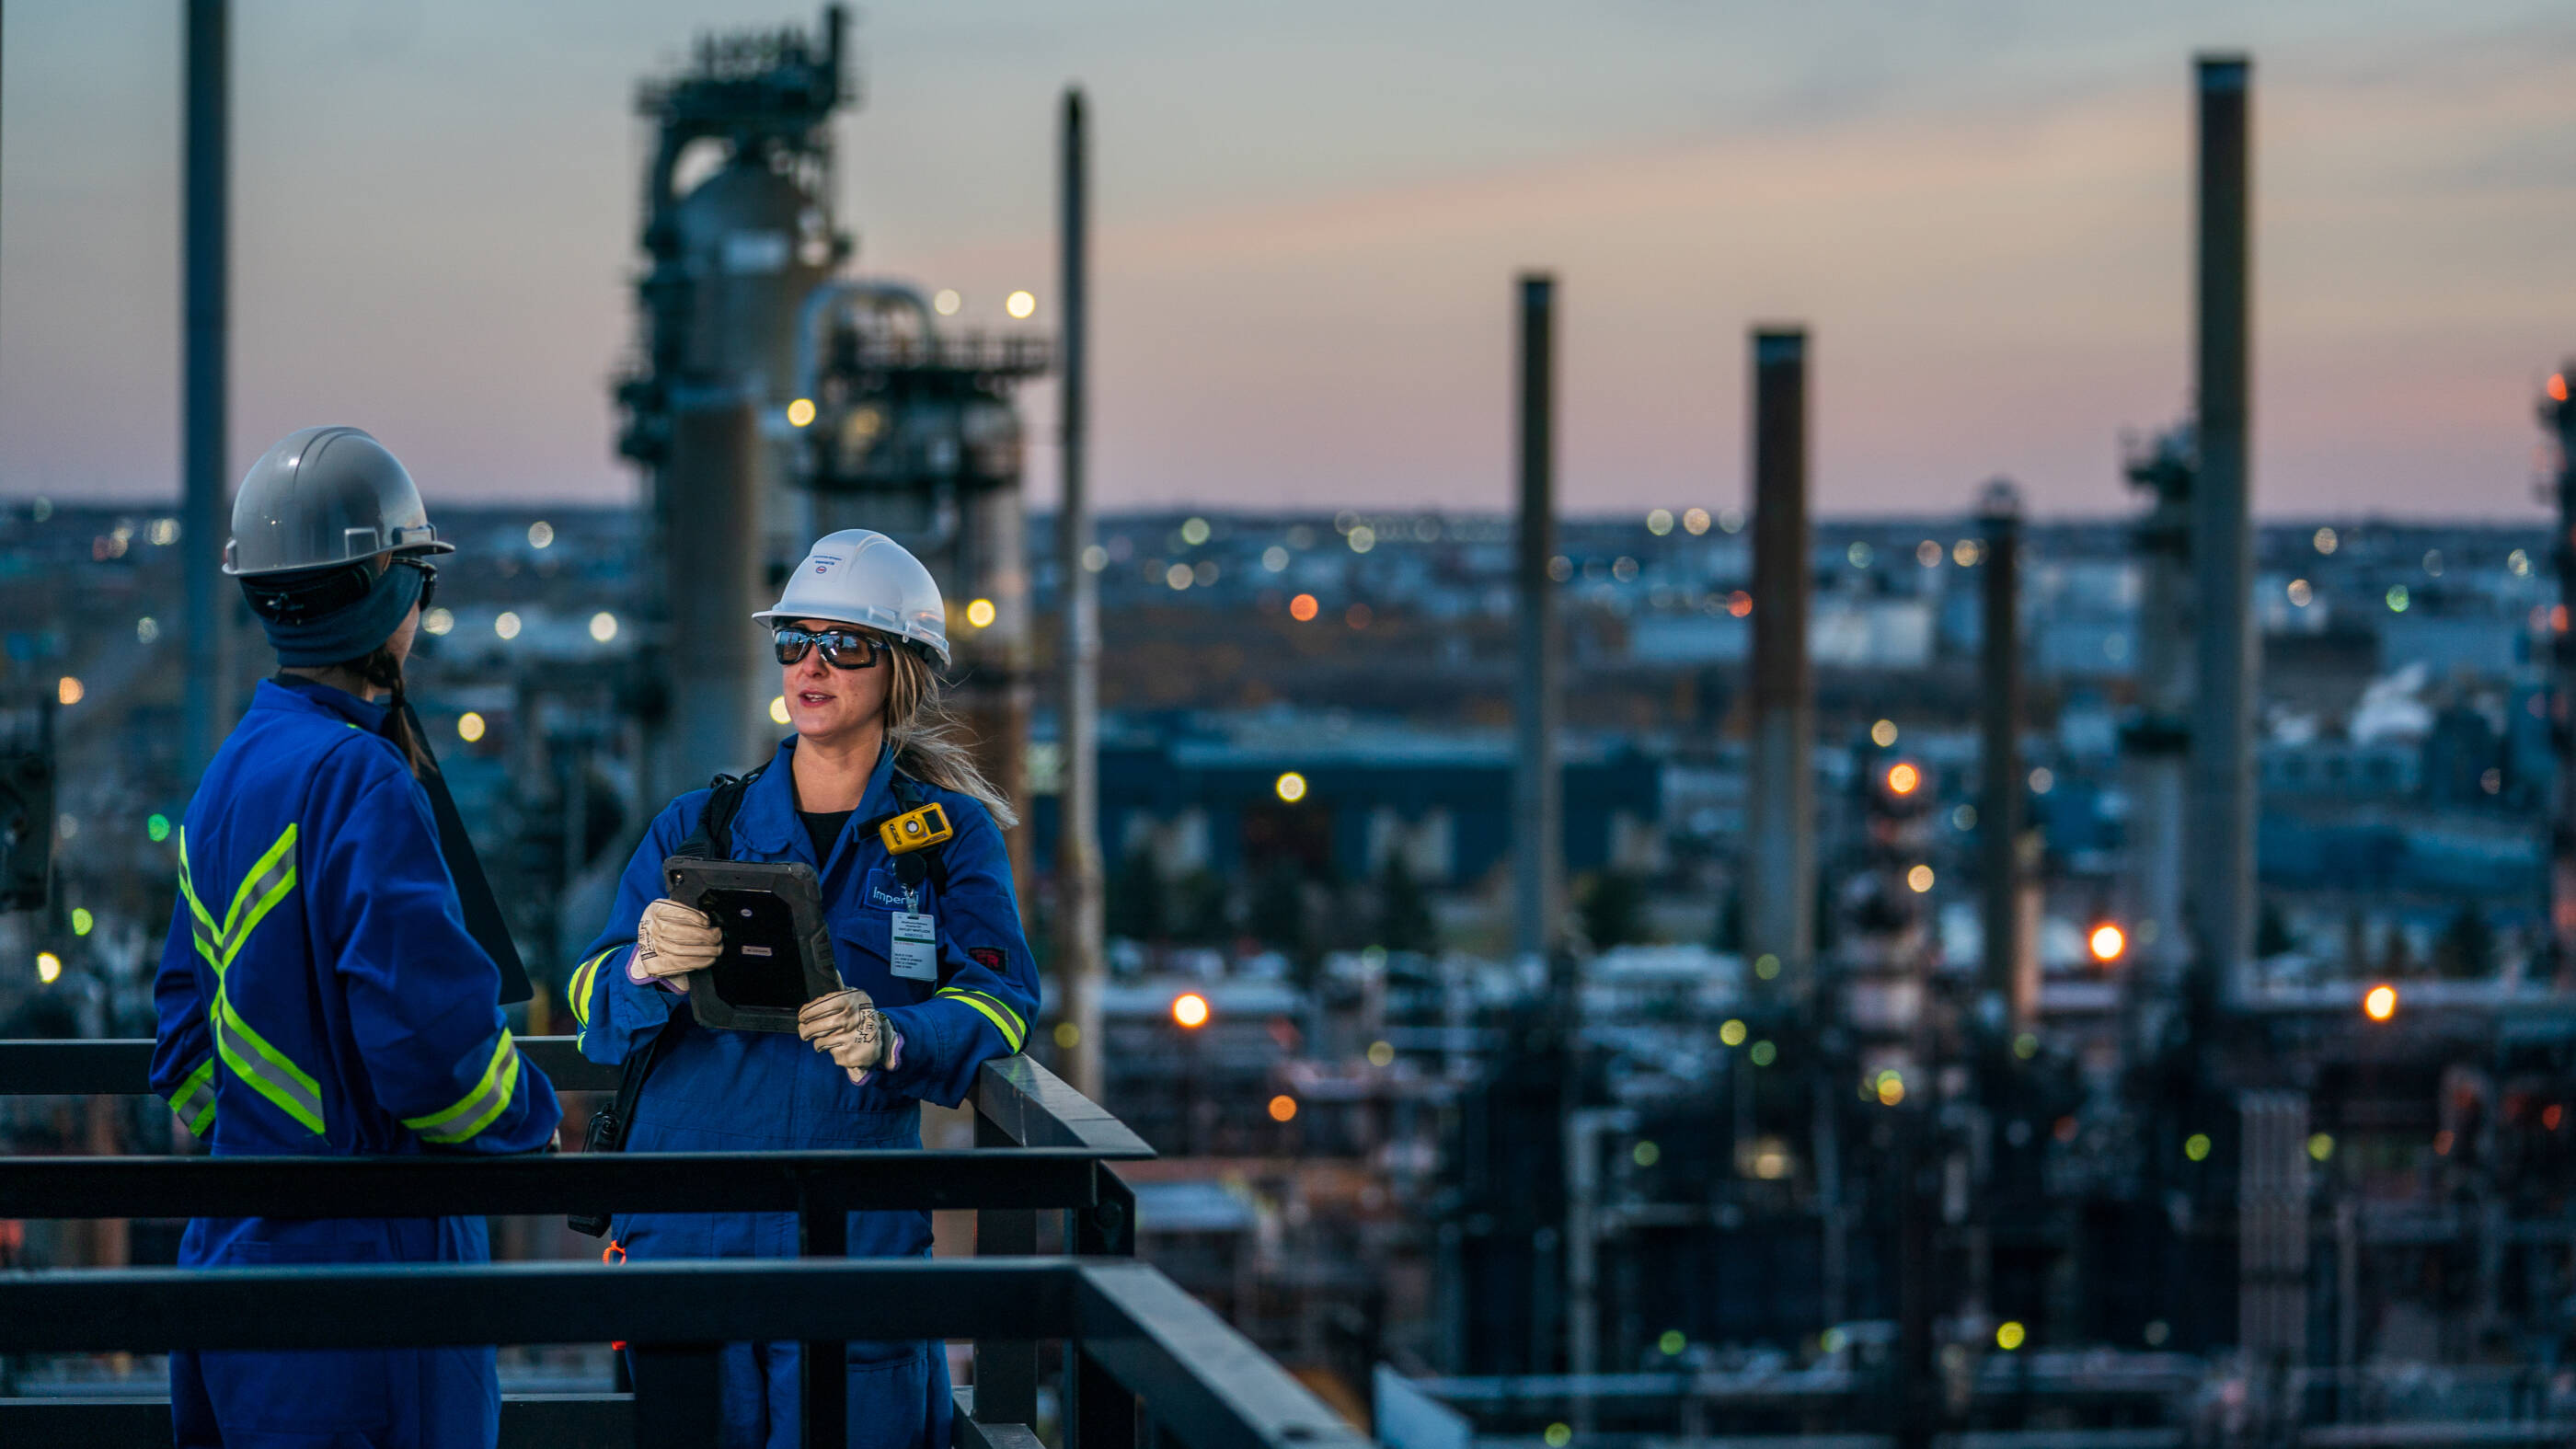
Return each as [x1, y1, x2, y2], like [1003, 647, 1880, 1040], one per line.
[397, 558, 438, 615]
[772, 626, 884, 670]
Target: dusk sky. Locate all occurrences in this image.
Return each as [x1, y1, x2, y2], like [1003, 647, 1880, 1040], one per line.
[2, 1, 2570, 520]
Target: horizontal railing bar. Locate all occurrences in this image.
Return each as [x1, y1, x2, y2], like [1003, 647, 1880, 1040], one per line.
[0, 1043, 1155, 1162]
[1075, 1260, 1374, 1449]
[0, 1039, 157, 1096]
[976, 1054, 1156, 1156]
[0, 1258, 1081, 1351]
[521, 1036, 619, 1091]
[0, 1396, 634, 1449]
[0, 1260, 1351, 1449]
[0, 1148, 1113, 1220]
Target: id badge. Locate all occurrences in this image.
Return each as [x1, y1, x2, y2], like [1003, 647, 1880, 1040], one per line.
[891, 912, 937, 981]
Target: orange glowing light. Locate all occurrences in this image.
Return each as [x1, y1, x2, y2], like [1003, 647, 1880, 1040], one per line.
[1288, 593, 1319, 622]
[1885, 762, 1921, 796]
[1172, 993, 1210, 1029]
[2545, 1104, 2565, 1132]
[2552, 374, 2570, 403]
[1268, 1094, 1298, 1122]
[1727, 591, 1753, 618]
[2556, 605, 2570, 635]
[2088, 924, 2125, 963]
[2363, 983, 2398, 1022]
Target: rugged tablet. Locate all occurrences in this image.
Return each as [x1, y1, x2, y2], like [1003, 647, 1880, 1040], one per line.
[661, 857, 845, 1033]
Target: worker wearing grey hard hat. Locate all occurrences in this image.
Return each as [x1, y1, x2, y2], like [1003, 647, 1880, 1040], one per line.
[152, 426, 559, 1449]
[569, 528, 1038, 1448]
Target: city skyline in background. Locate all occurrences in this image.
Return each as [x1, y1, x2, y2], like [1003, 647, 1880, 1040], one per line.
[1, 0, 2570, 519]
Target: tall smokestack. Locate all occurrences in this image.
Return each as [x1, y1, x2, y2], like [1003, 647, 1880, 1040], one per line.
[2190, 53, 2255, 1004]
[1978, 481, 2034, 1025]
[2541, 363, 2576, 985]
[183, 0, 229, 777]
[1512, 274, 1562, 964]
[1056, 87, 1107, 1097]
[1746, 327, 1814, 995]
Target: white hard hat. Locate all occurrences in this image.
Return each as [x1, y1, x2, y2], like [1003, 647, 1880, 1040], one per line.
[754, 529, 949, 665]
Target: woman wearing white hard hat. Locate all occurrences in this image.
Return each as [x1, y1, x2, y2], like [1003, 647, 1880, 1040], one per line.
[569, 529, 1036, 1449]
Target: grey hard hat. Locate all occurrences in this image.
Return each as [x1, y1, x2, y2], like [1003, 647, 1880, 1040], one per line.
[223, 426, 454, 578]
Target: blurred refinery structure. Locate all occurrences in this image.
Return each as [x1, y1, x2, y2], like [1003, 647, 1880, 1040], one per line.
[7, 11, 2576, 1449]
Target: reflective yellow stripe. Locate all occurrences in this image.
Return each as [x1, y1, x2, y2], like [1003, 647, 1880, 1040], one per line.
[403, 1029, 522, 1144]
[569, 949, 615, 1029]
[165, 1056, 217, 1135]
[937, 988, 1026, 1053]
[178, 823, 326, 1136]
[176, 828, 222, 968]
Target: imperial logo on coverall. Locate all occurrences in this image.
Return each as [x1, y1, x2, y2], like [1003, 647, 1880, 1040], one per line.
[150, 676, 563, 1449]
[569, 736, 1040, 1449]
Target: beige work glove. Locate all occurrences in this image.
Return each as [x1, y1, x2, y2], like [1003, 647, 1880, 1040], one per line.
[799, 988, 888, 1081]
[630, 898, 722, 985]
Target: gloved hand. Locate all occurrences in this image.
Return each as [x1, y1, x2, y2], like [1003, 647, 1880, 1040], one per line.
[630, 898, 721, 986]
[799, 988, 889, 1081]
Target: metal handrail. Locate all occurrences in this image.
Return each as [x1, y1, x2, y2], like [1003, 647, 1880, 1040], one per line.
[0, 1259, 1372, 1449]
[0, 1147, 1116, 1219]
[0, 1040, 1158, 1444]
[0, 1039, 1154, 1162]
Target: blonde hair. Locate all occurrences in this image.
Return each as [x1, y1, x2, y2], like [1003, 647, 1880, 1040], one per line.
[881, 640, 1019, 829]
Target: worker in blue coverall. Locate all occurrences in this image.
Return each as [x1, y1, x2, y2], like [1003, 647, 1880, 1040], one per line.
[569, 528, 1040, 1449]
[150, 426, 562, 1449]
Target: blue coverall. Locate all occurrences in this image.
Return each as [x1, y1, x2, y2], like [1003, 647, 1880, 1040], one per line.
[150, 676, 563, 1449]
[570, 737, 1040, 1449]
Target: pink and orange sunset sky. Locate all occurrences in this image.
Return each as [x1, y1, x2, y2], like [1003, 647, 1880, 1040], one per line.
[2, 0, 2570, 520]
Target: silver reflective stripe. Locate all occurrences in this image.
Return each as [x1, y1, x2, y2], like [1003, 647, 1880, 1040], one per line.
[213, 992, 328, 1135]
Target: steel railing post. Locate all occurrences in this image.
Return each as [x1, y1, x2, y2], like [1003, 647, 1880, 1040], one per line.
[630, 1342, 723, 1448]
[1068, 1166, 1139, 1449]
[974, 1107, 1040, 1427]
[799, 1170, 849, 1448]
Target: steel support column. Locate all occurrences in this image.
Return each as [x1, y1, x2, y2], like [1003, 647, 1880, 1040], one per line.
[183, 0, 229, 776]
[1056, 86, 1106, 1097]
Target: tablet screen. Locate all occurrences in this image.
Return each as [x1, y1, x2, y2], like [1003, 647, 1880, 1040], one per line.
[695, 887, 811, 1009]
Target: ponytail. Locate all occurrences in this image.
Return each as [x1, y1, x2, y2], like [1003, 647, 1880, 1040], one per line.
[355, 644, 431, 778]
